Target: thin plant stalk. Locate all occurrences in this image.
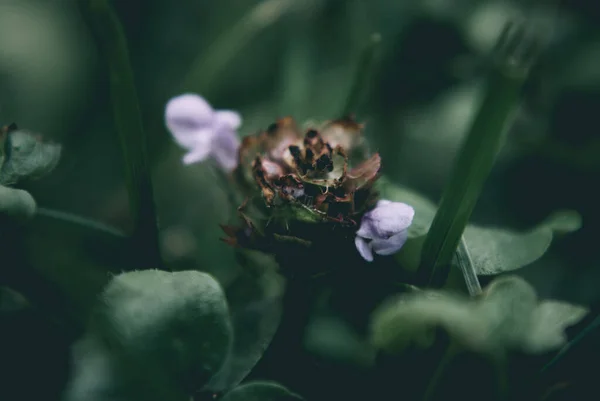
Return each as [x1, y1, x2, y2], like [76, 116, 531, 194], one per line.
[342, 33, 382, 117]
[416, 22, 539, 288]
[79, 0, 163, 269]
[454, 237, 482, 296]
[180, 0, 300, 95]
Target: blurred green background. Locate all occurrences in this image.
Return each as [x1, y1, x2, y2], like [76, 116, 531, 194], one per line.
[2, 0, 600, 399]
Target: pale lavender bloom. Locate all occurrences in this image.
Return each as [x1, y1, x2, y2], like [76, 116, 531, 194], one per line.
[165, 94, 242, 171]
[355, 200, 415, 262]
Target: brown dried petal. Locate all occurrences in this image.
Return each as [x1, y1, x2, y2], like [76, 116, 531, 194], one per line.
[264, 117, 303, 161]
[344, 153, 381, 191]
[252, 156, 276, 205]
[320, 117, 364, 151]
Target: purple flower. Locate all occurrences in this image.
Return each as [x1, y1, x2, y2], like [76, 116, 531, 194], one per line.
[355, 200, 415, 262]
[165, 93, 242, 171]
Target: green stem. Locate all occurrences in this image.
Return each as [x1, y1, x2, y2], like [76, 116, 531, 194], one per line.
[180, 0, 299, 95]
[37, 207, 126, 238]
[211, 167, 243, 220]
[341, 33, 382, 117]
[416, 22, 538, 288]
[454, 237, 481, 296]
[79, 0, 163, 269]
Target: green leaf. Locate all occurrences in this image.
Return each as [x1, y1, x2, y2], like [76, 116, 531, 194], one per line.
[63, 336, 188, 401]
[0, 130, 61, 186]
[66, 270, 232, 400]
[377, 178, 581, 276]
[0, 185, 36, 221]
[370, 276, 588, 357]
[206, 251, 283, 392]
[220, 381, 304, 401]
[525, 300, 589, 353]
[370, 290, 485, 354]
[463, 210, 582, 275]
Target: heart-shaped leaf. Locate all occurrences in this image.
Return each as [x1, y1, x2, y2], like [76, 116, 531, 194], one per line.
[63, 270, 233, 401]
[220, 381, 303, 401]
[463, 210, 582, 275]
[370, 275, 588, 357]
[376, 177, 581, 275]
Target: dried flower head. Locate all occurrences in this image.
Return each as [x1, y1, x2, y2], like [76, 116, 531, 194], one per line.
[243, 117, 379, 223]
[165, 94, 241, 171]
[222, 116, 383, 256]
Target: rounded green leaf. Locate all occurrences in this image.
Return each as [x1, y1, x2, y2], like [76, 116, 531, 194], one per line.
[376, 177, 581, 276]
[464, 210, 582, 275]
[370, 276, 588, 357]
[220, 381, 303, 401]
[88, 270, 233, 392]
[0, 185, 36, 221]
[525, 300, 589, 353]
[370, 291, 488, 354]
[475, 275, 538, 350]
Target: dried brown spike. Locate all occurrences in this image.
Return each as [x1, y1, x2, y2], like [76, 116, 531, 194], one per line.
[252, 156, 276, 204]
[320, 117, 365, 150]
[344, 153, 381, 191]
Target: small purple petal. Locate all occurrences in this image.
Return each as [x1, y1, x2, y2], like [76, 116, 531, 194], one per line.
[371, 230, 409, 256]
[356, 217, 377, 239]
[210, 128, 240, 171]
[368, 202, 414, 238]
[165, 94, 215, 149]
[355, 236, 374, 262]
[215, 110, 242, 130]
[182, 146, 212, 165]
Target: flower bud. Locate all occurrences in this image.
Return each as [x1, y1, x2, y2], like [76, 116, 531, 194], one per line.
[355, 200, 415, 262]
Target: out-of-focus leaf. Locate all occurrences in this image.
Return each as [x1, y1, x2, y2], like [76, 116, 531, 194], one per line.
[526, 301, 589, 354]
[220, 381, 304, 401]
[206, 251, 283, 392]
[305, 315, 376, 368]
[63, 336, 187, 401]
[90, 270, 232, 391]
[64, 270, 233, 401]
[371, 290, 485, 354]
[0, 130, 61, 185]
[0, 185, 36, 221]
[463, 210, 582, 275]
[377, 177, 581, 276]
[370, 276, 588, 357]
[13, 209, 131, 325]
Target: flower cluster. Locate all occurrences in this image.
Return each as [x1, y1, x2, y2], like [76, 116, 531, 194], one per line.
[164, 94, 414, 263]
